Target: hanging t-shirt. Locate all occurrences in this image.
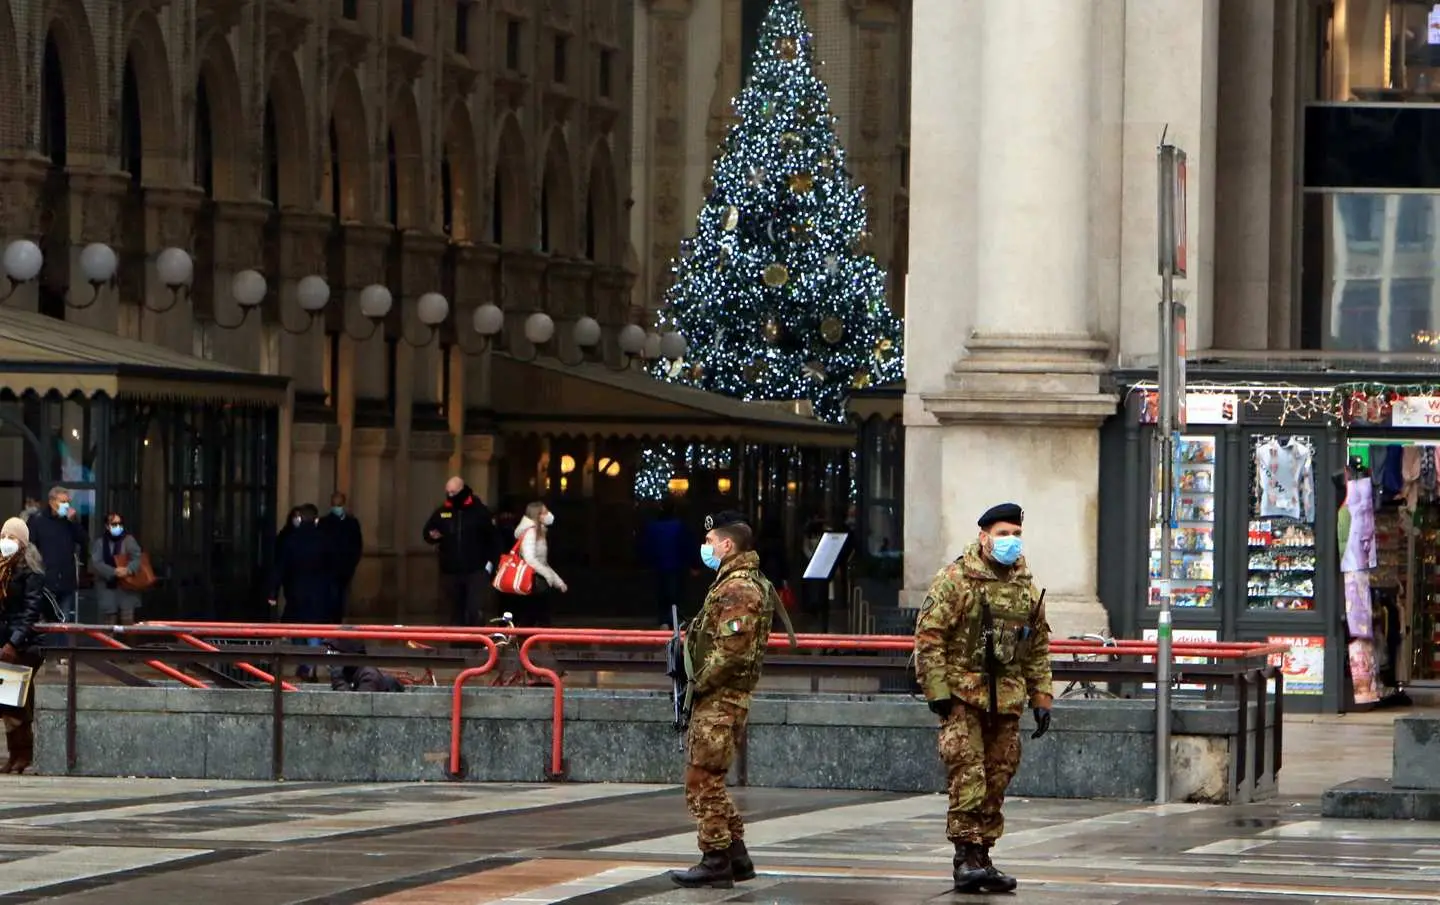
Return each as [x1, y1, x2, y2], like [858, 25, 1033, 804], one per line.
[1340, 477, 1377, 572]
[1256, 438, 1315, 522]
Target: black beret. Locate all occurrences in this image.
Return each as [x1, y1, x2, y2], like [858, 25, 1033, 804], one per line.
[704, 510, 751, 531]
[978, 503, 1024, 529]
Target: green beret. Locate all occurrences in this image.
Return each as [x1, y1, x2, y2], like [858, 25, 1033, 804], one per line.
[978, 503, 1024, 529]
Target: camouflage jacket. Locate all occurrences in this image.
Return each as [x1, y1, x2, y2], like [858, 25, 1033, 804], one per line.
[687, 550, 777, 706]
[914, 543, 1053, 716]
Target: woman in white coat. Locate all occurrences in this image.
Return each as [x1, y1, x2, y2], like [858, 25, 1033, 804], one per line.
[514, 501, 567, 627]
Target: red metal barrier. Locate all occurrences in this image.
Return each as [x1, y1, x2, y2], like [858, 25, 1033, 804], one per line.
[82, 630, 208, 689]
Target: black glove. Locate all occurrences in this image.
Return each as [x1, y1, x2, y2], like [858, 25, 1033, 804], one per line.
[1031, 706, 1052, 739]
[927, 696, 953, 719]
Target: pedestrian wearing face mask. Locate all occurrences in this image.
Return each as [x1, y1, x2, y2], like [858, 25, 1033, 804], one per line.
[318, 492, 363, 624]
[670, 511, 796, 890]
[422, 477, 499, 626]
[89, 513, 142, 626]
[268, 504, 337, 654]
[914, 502, 1053, 894]
[512, 501, 566, 627]
[0, 517, 47, 773]
[25, 486, 86, 622]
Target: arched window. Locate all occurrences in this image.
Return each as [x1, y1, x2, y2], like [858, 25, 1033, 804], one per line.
[262, 98, 279, 204]
[194, 77, 214, 196]
[39, 34, 66, 167]
[329, 118, 341, 218]
[441, 153, 453, 235]
[740, 0, 769, 87]
[120, 57, 142, 187]
[386, 131, 399, 226]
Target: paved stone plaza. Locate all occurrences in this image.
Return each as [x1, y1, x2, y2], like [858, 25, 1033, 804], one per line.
[0, 713, 1430, 904]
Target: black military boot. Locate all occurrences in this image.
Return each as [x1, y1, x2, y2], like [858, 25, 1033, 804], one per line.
[728, 839, 756, 881]
[978, 844, 1018, 892]
[668, 850, 734, 889]
[952, 842, 988, 893]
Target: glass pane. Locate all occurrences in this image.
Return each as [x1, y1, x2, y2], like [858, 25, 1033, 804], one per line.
[1318, 0, 1440, 102]
[1248, 436, 1318, 612]
[1149, 436, 1217, 609]
[1315, 192, 1440, 350]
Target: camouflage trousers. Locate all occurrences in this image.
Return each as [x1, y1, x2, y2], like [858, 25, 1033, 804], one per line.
[938, 703, 1021, 844]
[684, 692, 750, 852]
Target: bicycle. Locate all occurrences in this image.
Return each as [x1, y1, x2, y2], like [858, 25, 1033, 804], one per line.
[484, 612, 531, 686]
[1057, 632, 1121, 700]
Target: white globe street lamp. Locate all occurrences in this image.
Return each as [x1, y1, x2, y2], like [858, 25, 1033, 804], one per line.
[1, 239, 43, 303]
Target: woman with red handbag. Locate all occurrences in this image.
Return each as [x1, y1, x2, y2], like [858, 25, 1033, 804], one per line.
[508, 501, 566, 627]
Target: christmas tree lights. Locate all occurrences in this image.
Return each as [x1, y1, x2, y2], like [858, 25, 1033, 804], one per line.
[651, 0, 903, 423]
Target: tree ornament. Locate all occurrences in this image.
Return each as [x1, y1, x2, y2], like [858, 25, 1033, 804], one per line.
[817, 157, 834, 176]
[689, 363, 705, 380]
[763, 263, 790, 287]
[722, 206, 740, 231]
[820, 316, 844, 344]
[776, 36, 799, 61]
[762, 317, 782, 344]
[788, 172, 815, 194]
[791, 219, 814, 243]
[874, 337, 895, 361]
[823, 254, 839, 274]
[748, 165, 767, 187]
[780, 132, 803, 154]
[851, 368, 872, 389]
[804, 360, 826, 381]
[761, 98, 778, 119]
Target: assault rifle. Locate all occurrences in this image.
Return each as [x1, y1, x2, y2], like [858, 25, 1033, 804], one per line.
[665, 604, 690, 750]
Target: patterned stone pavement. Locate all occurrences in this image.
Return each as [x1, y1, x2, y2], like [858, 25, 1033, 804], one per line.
[0, 770, 1433, 904]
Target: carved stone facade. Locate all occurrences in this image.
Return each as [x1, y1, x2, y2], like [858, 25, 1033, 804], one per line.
[629, 0, 911, 320]
[0, 0, 635, 619]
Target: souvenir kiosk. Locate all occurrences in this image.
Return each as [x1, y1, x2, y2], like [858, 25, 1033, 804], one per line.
[1099, 369, 1433, 713]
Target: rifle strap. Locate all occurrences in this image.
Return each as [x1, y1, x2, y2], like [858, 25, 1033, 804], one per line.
[981, 595, 998, 715]
[682, 627, 696, 717]
[774, 588, 798, 648]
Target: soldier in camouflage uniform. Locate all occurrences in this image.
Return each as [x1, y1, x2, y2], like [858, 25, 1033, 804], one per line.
[669, 510, 794, 890]
[914, 502, 1053, 894]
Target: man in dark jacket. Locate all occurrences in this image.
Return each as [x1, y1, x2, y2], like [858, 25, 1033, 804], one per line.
[318, 492, 363, 623]
[422, 476, 497, 626]
[26, 486, 87, 621]
[268, 504, 337, 630]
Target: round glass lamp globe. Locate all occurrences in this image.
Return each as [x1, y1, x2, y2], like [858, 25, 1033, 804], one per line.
[358, 284, 393, 320]
[231, 269, 268, 308]
[79, 243, 118, 284]
[524, 312, 555, 345]
[2, 239, 43, 283]
[296, 275, 330, 312]
[416, 292, 449, 326]
[472, 302, 504, 336]
[155, 247, 194, 288]
[659, 331, 687, 361]
[642, 332, 663, 361]
[617, 324, 646, 355]
[572, 316, 602, 348]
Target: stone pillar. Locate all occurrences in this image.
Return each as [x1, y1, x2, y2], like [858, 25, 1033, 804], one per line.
[463, 433, 497, 510]
[289, 421, 340, 517]
[905, 0, 1116, 639]
[352, 427, 400, 619]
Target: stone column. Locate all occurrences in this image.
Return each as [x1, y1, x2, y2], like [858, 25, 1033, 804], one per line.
[906, 0, 1116, 639]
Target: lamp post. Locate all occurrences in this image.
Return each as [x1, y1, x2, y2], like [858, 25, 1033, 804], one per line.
[1, 239, 199, 312]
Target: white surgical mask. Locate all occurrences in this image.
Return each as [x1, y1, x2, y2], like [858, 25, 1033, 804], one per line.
[542, 511, 555, 527]
[0, 539, 19, 559]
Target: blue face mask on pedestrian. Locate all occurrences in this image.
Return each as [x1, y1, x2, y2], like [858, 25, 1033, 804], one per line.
[990, 535, 1022, 566]
[700, 543, 724, 570]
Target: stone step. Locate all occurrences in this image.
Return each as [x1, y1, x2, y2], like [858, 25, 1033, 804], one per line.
[1393, 716, 1440, 791]
[1322, 777, 1440, 820]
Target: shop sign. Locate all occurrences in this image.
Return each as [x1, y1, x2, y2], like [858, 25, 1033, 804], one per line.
[1142, 628, 1216, 691]
[1267, 635, 1324, 696]
[1390, 396, 1440, 427]
[1139, 392, 1237, 425]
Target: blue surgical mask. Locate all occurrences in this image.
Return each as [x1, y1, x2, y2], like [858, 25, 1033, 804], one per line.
[700, 544, 722, 571]
[108, 525, 124, 537]
[990, 535, 1023, 566]
[56, 502, 71, 517]
[331, 507, 345, 518]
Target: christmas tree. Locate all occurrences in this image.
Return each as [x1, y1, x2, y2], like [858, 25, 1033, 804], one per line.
[652, 0, 903, 423]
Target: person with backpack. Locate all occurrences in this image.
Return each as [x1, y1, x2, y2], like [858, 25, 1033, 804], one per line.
[0, 517, 47, 773]
[89, 512, 144, 626]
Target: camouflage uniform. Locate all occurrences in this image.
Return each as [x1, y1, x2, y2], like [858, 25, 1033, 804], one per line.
[914, 542, 1052, 845]
[684, 549, 777, 852]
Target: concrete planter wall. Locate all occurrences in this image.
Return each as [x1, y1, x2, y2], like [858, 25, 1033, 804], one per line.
[33, 686, 1277, 804]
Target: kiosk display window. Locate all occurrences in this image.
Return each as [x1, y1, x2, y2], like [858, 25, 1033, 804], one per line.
[1248, 435, 1318, 611]
[1149, 436, 1217, 608]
